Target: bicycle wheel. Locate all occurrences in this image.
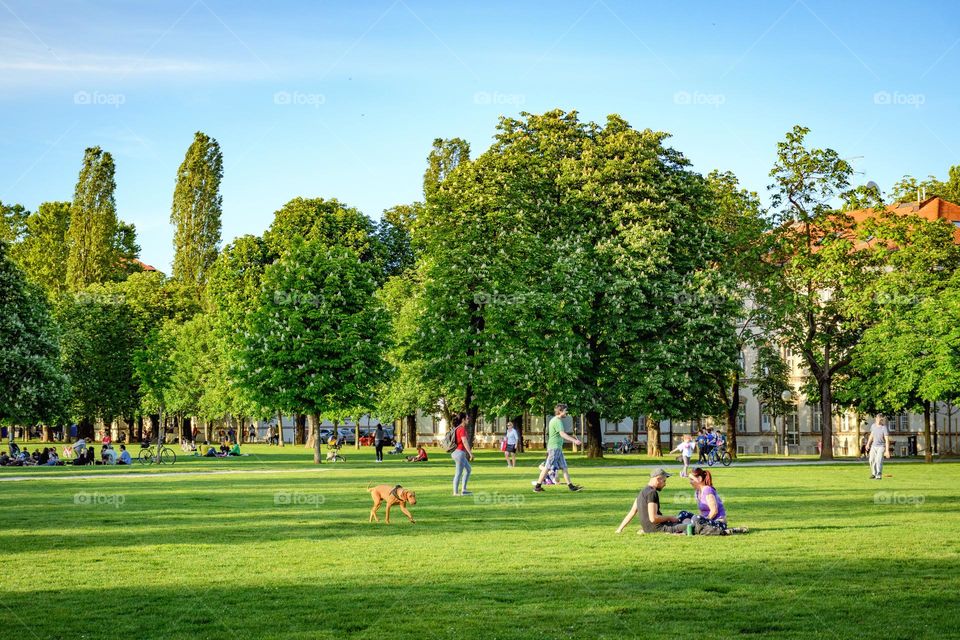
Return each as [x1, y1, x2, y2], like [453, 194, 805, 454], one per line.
[706, 453, 716, 467]
[159, 448, 177, 465]
[138, 448, 154, 464]
[720, 451, 732, 466]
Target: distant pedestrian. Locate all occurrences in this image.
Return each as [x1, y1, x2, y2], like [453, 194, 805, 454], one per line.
[504, 421, 519, 467]
[374, 424, 385, 462]
[450, 414, 474, 496]
[669, 434, 697, 477]
[865, 415, 891, 479]
[695, 428, 707, 463]
[533, 404, 583, 493]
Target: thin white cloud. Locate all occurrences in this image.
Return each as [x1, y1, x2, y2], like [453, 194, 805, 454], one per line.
[0, 58, 214, 74]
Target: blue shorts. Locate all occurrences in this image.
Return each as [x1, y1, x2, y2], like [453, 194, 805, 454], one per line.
[545, 448, 568, 471]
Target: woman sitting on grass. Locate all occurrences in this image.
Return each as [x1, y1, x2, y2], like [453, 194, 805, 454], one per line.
[405, 445, 428, 462]
[688, 468, 747, 535]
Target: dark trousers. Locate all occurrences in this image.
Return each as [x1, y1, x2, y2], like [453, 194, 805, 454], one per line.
[375, 443, 384, 461]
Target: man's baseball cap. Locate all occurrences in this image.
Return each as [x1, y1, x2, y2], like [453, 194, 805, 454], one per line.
[650, 467, 672, 478]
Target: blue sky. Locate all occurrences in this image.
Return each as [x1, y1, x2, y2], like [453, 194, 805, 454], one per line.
[2, 0, 959, 272]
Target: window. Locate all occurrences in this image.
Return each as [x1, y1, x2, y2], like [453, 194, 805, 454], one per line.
[762, 446, 770, 454]
[890, 413, 910, 432]
[785, 412, 800, 446]
[812, 409, 822, 433]
[737, 445, 745, 455]
[737, 350, 746, 372]
[760, 411, 772, 433]
[736, 402, 746, 433]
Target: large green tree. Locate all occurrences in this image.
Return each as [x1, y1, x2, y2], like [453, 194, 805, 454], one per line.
[706, 170, 770, 458]
[171, 131, 223, 293]
[840, 213, 960, 462]
[756, 125, 876, 460]
[11, 201, 71, 296]
[410, 111, 740, 456]
[0, 201, 29, 245]
[237, 239, 389, 463]
[66, 147, 119, 291]
[0, 241, 69, 429]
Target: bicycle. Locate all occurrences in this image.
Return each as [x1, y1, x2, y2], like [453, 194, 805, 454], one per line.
[706, 446, 732, 467]
[138, 443, 177, 465]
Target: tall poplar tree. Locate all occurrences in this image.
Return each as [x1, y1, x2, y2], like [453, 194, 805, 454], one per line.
[66, 147, 118, 291]
[171, 131, 223, 294]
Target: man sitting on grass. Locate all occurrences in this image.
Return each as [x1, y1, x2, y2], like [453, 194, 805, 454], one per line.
[616, 468, 686, 534]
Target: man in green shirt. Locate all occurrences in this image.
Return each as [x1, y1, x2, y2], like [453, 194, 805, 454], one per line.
[533, 403, 583, 492]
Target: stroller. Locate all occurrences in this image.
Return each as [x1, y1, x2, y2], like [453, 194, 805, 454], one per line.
[325, 440, 346, 462]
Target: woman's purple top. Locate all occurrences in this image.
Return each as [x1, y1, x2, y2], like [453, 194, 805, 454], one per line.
[697, 486, 726, 520]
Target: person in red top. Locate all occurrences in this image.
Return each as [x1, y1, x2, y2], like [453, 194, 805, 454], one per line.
[406, 445, 428, 462]
[450, 414, 474, 496]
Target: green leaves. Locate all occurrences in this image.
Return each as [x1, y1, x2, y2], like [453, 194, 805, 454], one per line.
[171, 131, 223, 294]
[237, 239, 389, 420]
[0, 241, 68, 425]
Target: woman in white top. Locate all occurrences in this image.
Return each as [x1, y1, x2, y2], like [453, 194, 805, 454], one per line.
[504, 422, 519, 467]
[669, 434, 697, 478]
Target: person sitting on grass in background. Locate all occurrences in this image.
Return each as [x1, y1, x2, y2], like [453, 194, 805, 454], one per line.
[101, 445, 117, 465]
[229, 442, 241, 456]
[118, 445, 131, 465]
[46, 450, 61, 466]
[204, 444, 217, 458]
[688, 467, 748, 535]
[669, 434, 697, 477]
[406, 445, 428, 462]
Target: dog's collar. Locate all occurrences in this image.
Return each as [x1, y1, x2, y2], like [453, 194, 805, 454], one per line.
[390, 485, 403, 499]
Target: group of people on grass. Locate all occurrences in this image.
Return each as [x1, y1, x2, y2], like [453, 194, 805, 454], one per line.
[194, 441, 242, 458]
[615, 466, 747, 536]
[444, 403, 748, 536]
[1, 439, 134, 466]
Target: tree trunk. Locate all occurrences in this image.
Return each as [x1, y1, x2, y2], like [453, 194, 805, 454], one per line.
[79, 417, 94, 440]
[354, 419, 361, 450]
[631, 415, 640, 442]
[405, 414, 417, 448]
[41, 425, 51, 442]
[585, 410, 603, 458]
[772, 412, 780, 455]
[923, 401, 933, 463]
[136, 415, 144, 443]
[726, 373, 739, 460]
[309, 414, 322, 463]
[276, 412, 285, 447]
[818, 376, 834, 460]
[306, 414, 316, 450]
[855, 412, 862, 458]
[515, 414, 525, 453]
[647, 416, 662, 457]
[294, 414, 306, 445]
[463, 386, 478, 444]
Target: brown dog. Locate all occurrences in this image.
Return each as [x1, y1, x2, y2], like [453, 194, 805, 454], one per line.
[367, 484, 417, 524]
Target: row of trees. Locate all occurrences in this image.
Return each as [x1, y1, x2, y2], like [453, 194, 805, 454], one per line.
[3, 113, 960, 462]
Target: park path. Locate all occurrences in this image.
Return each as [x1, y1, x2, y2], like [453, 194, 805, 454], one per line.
[0, 457, 951, 482]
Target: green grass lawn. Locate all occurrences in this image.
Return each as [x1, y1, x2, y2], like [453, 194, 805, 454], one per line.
[1, 447, 957, 639]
